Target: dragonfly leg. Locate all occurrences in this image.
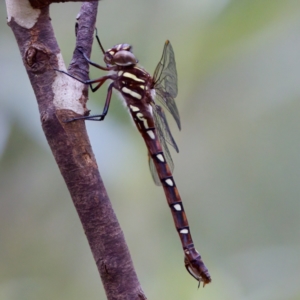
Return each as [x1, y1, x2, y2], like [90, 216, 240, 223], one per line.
[65, 82, 114, 123]
[54, 68, 88, 84]
[55, 69, 113, 93]
[77, 47, 111, 71]
[94, 27, 106, 55]
[88, 75, 113, 93]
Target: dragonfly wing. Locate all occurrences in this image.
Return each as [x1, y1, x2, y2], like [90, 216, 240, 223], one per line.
[155, 88, 180, 130]
[153, 41, 178, 97]
[153, 104, 179, 153]
[148, 153, 162, 186]
[148, 104, 177, 186]
[153, 41, 181, 130]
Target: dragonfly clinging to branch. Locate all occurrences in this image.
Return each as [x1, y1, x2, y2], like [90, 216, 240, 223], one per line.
[56, 30, 211, 286]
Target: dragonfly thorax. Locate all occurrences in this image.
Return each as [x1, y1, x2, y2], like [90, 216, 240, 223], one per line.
[104, 44, 138, 67]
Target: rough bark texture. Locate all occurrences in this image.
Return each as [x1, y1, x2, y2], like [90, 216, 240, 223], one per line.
[6, 1, 146, 299]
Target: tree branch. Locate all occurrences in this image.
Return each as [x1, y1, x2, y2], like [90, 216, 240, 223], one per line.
[5, 1, 146, 299]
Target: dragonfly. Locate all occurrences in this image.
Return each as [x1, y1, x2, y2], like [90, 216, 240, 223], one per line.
[56, 31, 211, 286]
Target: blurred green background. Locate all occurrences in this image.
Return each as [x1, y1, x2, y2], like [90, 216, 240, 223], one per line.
[1, 0, 300, 299]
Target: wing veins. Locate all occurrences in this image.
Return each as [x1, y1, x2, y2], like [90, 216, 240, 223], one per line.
[148, 104, 178, 186]
[153, 41, 180, 129]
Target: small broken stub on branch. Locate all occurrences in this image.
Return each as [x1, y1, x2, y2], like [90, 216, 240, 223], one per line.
[25, 45, 52, 72]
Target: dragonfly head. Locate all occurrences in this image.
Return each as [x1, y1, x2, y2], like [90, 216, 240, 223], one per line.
[104, 44, 138, 67]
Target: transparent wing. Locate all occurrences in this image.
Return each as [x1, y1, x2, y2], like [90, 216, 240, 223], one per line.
[153, 41, 178, 98]
[148, 154, 162, 186]
[148, 104, 178, 186]
[155, 89, 181, 131]
[153, 41, 181, 130]
[153, 104, 179, 153]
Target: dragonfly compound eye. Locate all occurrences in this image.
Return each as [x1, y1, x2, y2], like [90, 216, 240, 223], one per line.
[112, 50, 138, 66]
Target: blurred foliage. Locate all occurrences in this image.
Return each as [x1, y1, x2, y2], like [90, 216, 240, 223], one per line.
[1, 0, 300, 299]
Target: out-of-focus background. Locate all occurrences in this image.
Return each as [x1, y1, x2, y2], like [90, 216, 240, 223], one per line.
[1, 1, 300, 299]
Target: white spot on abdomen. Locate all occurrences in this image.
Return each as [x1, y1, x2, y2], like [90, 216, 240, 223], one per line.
[147, 130, 155, 139]
[173, 204, 182, 211]
[156, 154, 165, 162]
[180, 229, 189, 234]
[136, 112, 149, 129]
[165, 178, 174, 186]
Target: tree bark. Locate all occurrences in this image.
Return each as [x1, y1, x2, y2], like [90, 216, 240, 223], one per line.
[5, 1, 146, 299]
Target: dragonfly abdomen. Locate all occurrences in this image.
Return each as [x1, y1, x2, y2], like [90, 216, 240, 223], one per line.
[129, 104, 211, 285]
[152, 148, 212, 285]
[149, 150, 193, 242]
